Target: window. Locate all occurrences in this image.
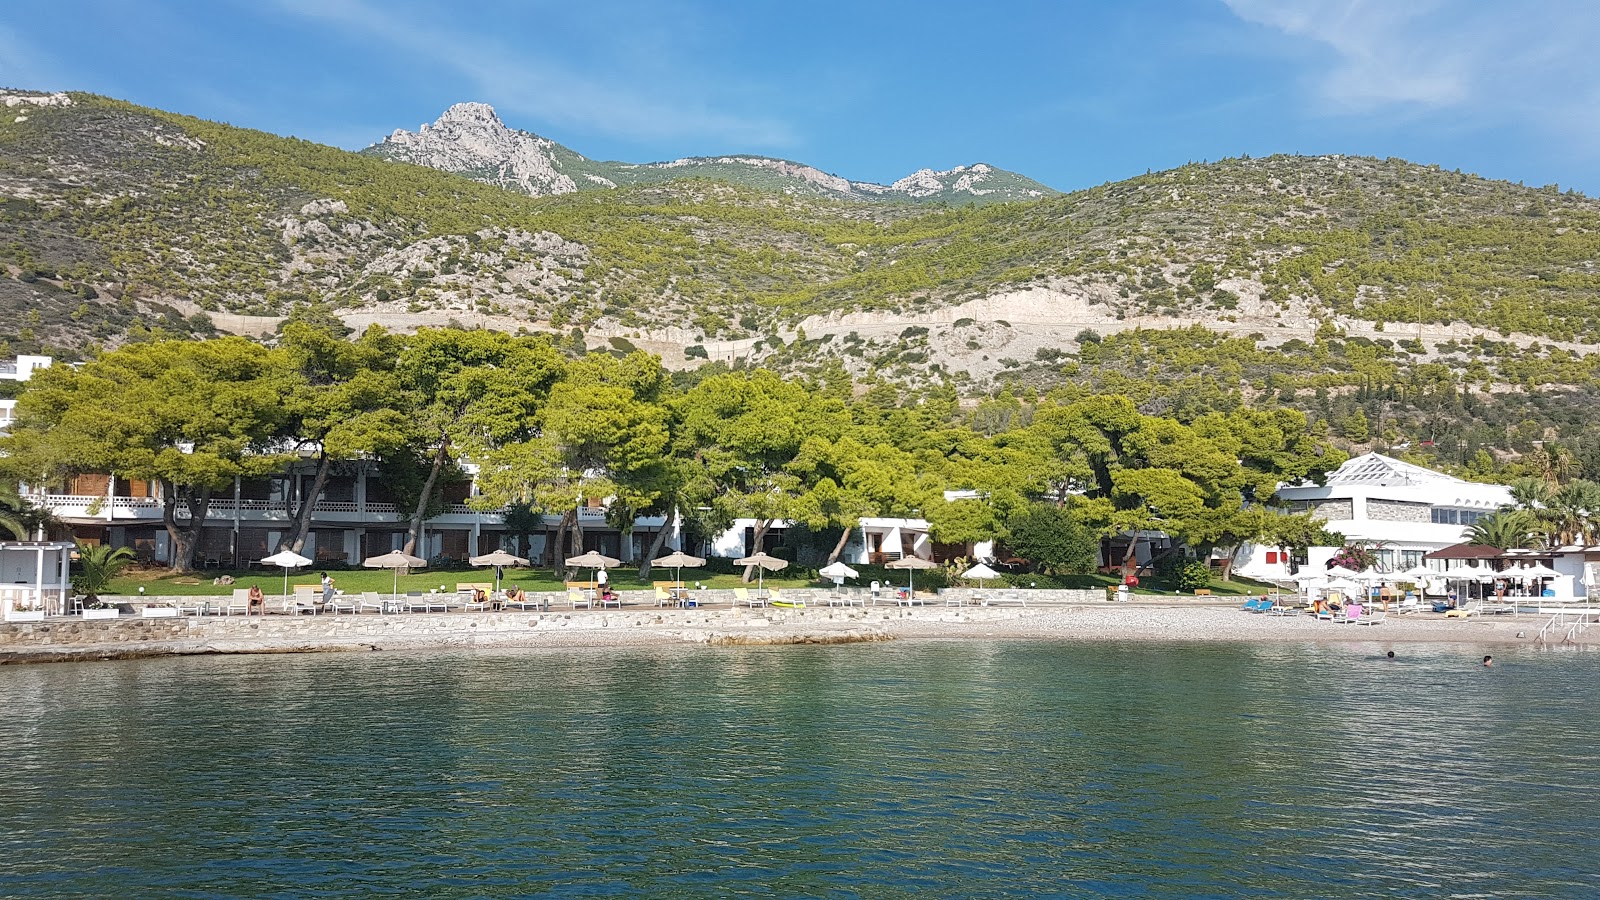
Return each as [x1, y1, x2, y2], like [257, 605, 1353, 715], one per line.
[1431, 508, 1461, 525]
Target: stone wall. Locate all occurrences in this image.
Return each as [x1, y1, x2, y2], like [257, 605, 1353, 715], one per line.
[1366, 499, 1431, 523]
[1310, 499, 1353, 520]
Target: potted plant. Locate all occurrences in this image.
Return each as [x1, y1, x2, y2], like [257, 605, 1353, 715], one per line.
[74, 542, 136, 619]
[6, 598, 45, 623]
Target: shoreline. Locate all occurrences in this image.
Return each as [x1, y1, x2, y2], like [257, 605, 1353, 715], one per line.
[0, 604, 1582, 665]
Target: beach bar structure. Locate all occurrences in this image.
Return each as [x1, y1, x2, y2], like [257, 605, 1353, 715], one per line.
[0, 541, 74, 620]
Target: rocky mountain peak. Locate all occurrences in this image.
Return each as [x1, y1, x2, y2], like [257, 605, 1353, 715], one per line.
[429, 101, 502, 131]
[365, 102, 1058, 204]
[369, 102, 579, 197]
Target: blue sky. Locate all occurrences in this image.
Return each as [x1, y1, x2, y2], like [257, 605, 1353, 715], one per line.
[3, 0, 1598, 193]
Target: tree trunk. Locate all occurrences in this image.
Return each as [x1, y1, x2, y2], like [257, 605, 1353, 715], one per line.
[281, 452, 333, 552]
[161, 482, 212, 574]
[638, 522, 671, 578]
[402, 440, 449, 557]
[550, 509, 574, 578]
[741, 519, 771, 583]
[826, 525, 852, 564]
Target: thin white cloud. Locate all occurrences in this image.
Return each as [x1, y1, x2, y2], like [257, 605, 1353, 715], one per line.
[1222, 0, 1600, 120]
[267, 0, 793, 148]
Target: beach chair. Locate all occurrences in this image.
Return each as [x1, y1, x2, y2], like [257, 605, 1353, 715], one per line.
[655, 585, 672, 608]
[1241, 597, 1265, 612]
[224, 589, 250, 616]
[503, 592, 542, 611]
[358, 591, 387, 615]
[1356, 608, 1386, 626]
[176, 597, 204, 616]
[325, 595, 357, 614]
[568, 589, 592, 609]
[459, 590, 491, 612]
[735, 587, 764, 608]
[769, 588, 801, 608]
[869, 581, 882, 605]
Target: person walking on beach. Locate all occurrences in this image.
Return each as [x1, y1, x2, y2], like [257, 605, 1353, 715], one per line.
[321, 571, 335, 604]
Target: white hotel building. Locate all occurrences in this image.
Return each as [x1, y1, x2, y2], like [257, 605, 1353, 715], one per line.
[1233, 452, 1515, 580]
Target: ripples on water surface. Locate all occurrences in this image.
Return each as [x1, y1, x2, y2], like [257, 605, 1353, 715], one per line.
[0, 641, 1596, 897]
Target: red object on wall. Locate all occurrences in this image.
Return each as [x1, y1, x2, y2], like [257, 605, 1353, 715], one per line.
[1124, 574, 1139, 587]
[1265, 551, 1280, 564]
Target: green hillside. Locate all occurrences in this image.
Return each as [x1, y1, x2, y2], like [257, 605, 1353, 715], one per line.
[5, 90, 1600, 477]
[6, 92, 1600, 350]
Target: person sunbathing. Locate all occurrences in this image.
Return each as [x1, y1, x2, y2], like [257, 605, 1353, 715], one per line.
[502, 585, 525, 608]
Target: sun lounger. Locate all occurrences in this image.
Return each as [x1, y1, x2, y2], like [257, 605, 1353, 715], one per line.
[568, 589, 592, 610]
[735, 587, 764, 608]
[406, 592, 449, 613]
[358, 592, 388, 614]
[1356, 608, 1386, 625]
[502, 592, 542, 610]
[1242, 597, 1265, 612]
[325, 596, 357, 614]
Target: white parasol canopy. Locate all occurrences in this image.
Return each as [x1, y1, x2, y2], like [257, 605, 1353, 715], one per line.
[363, 550, 427, 599]
[1515, 563, 1560, 579]
[735, 551, 789, 591]
[963, 562, 1001, 581]
[1325, 565, 1363, 580]
[888, 555, 938, 595]
[818, 561, 859, 581]
[259, 549, 314, 604]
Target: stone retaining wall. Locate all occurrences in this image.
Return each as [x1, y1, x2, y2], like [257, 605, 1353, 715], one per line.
[0, 604, 1038, 657]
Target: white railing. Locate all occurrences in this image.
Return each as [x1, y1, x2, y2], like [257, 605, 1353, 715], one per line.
[313, 501, 358, 512]
[1536, 606, 1600, 646]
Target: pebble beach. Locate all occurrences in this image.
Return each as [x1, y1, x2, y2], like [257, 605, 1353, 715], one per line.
[1, 601, 1583, 664]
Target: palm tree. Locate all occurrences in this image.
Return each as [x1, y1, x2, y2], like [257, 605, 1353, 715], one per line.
[1547, 480, 1600, 546]
[0, 480, 61, 540]
[1462, 509, 1536, 550]
[73, 543, 137, 604]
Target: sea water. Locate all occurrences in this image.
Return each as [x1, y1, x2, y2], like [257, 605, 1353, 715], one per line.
[0, 641, 1595, 897]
